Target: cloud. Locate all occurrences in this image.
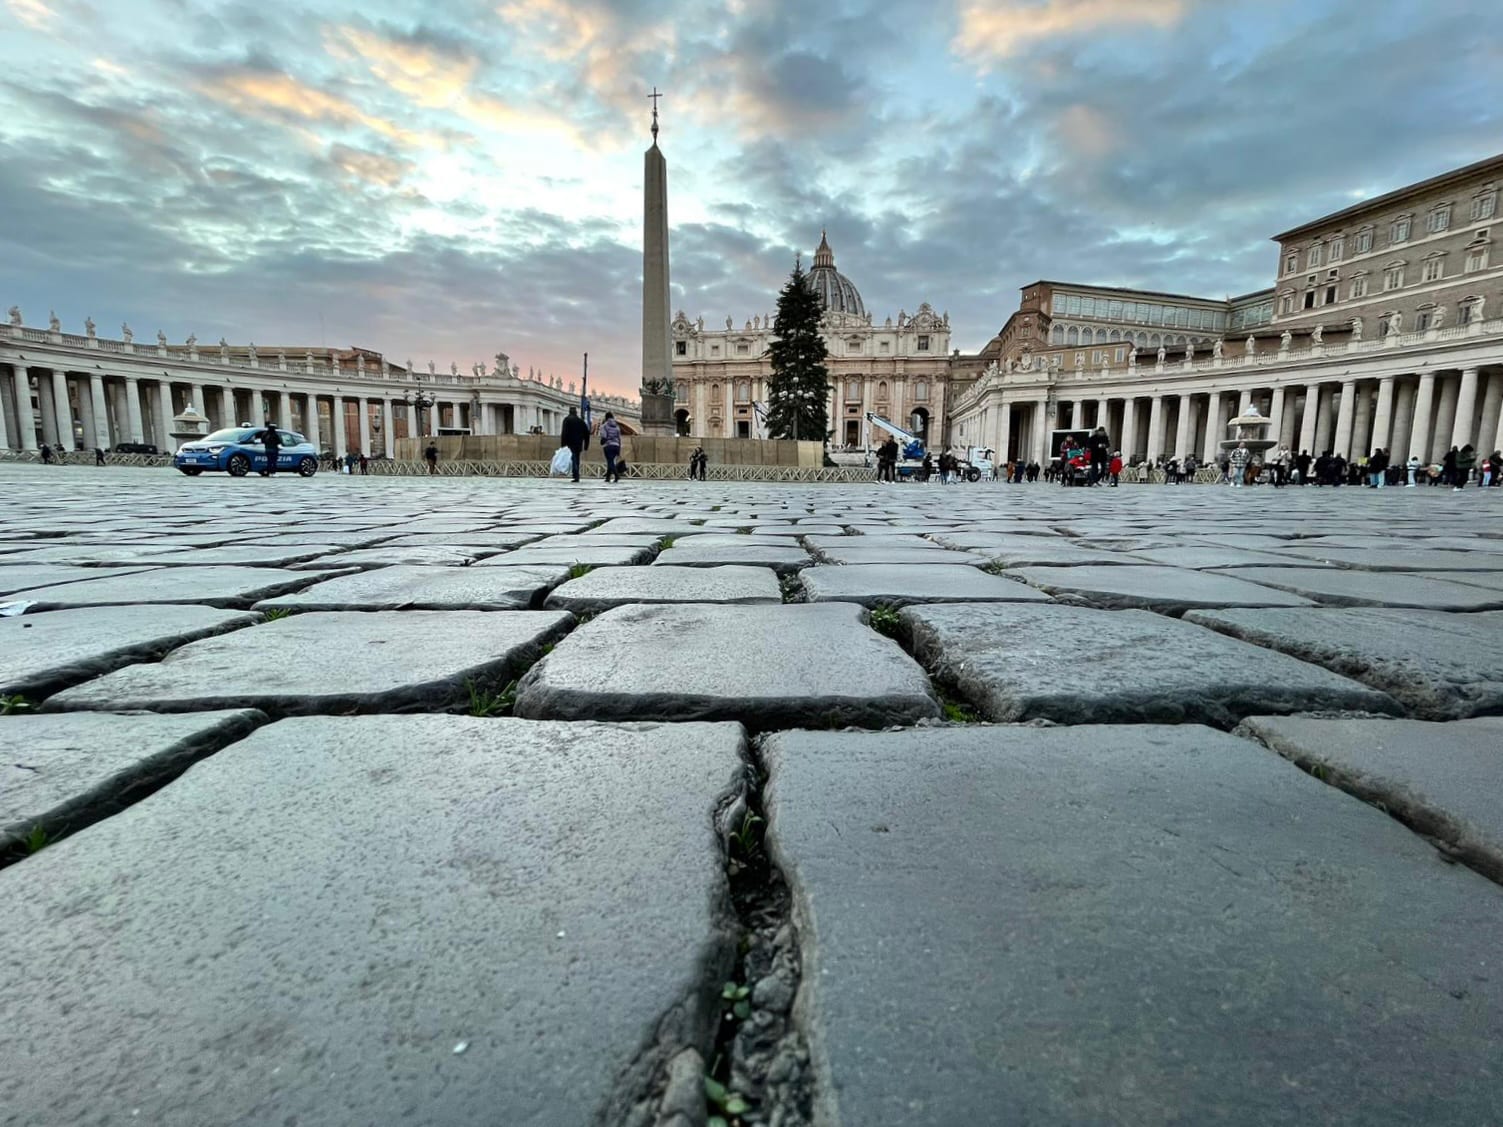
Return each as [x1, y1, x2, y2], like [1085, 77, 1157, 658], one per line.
[198, 66, 445, 150]
[328, 142, 415, 187]
[6, 0, 55, 32]
[954, 0, 1188, 68]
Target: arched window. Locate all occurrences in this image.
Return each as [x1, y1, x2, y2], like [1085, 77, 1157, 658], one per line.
[1096, 329, 1108, 344]
[711, 383, 721, 403]
[1108, 329, 1120, 342]
[877, 380, 888, 400]
[1051, 325, 1064, 344]
[1066, 326, 1079, 345]
[735, 380, 750, 402]
[1150, 333, 1161, 346]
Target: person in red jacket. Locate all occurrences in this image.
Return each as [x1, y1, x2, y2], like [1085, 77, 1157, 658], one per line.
[1108, 451, 1124, 487]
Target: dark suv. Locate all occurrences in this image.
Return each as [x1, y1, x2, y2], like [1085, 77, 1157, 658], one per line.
[114, 442, 161, 455]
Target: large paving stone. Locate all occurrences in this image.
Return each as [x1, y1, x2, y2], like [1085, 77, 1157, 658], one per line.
[1128, 546, 1338, 569]
[46, 611, 573, 716]
[0, 716, 744, 1126]
[139, 544, 347, 567]
[1007, 564, 1314, 613]
[6, 565, 331, 610]
[813, 545, 988, 566]
[475, 544, 656, 568]
[800, 564, 1051, 607]
[934, 535, 1146, 566]
[295, 545, 494, 569]
[0, 710, 264, 855]
[0, 604, 260, 699]
[1261, 545, 1503, 571]
[544, 565, 781, 614]
[255, 564, 568, 611]
[1242, 715, 1503, 882]
[0, 564, 158, 596]
[515, 603, 938, 730]
[902, 602, 1397, 725]
[763, 725, 1503, 1126]
[652, 543, 812, 575]
[1216, 566, 1503, 610]
[1185, 607, 1503, 720]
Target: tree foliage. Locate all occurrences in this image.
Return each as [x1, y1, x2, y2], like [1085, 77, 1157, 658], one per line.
[764, 259, 830, 442]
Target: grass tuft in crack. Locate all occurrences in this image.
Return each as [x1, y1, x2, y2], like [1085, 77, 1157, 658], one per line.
[466, 678, 517, 717]
[660, 536, 677, 550]
[867, 604, 902, 638]
[566, 562, 593, 580]
[1, 694, 36, 715]
[261, 608, 293, 622]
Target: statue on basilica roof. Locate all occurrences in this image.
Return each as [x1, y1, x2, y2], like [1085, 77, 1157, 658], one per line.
[6, 306, 20, 326]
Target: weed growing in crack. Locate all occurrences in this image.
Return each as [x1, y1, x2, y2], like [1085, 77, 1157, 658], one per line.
[1, 694, 36, 715]
[727, 810, 764, 874]
[867, 604, 902, 638]
[261, 608, 293, 622]
[736, 526, 753, 535]
[722, 981, 752, 1021]
[779, 575, 804, 604]
[981, 559, 1008, 576]
[690, 518, 707, 526]
[941, 697, 980, 723]
[705, 1060, 752, 1125]
[566, 562, 593, 580]
[466, 678, 517, 717]
[661, 536, 677, 550]
[23, 824, 48, 854]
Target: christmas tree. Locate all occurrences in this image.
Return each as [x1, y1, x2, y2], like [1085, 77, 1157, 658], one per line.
[764, 258, 830, 442]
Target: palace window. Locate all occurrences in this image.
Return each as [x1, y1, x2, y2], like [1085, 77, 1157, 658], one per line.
[1415, 309, 1432, 332]
[1279, 293, 1295, 315]
[1307, 244, 1323, 268]
[736, 343, 749, 355]
[711, 383, 721, 402]
[1460, 298, 1481, 324]
[1325, 285, 1337, 304]
[1284, 253, 1297, 274]
[879, 341, 890, 354]
[1303, 290, 1316, 310]
[1350, 274, 1368, 299]
[1471, 189, 1497, 221]
[1466, 244, 1489, 272]
[1422, 255, 1445, 282]
[675, 341, 687, 356]
[1075, 351, 1085, 366]
[1355, 227, 1374, 254]
[1426, 206, 1451, 234]
[1383, 264, 1405, 290]
[1390, 215, 1411, 243]
[848, 337, 864, 353]
[914, 381, 929, 401]
[916, 335, 930, 351]
[1329, 235, 1344, 261]
[711, 344, 721, 357]
[1051, 325, 1064, 344]
[1114, 347, 1125, 363]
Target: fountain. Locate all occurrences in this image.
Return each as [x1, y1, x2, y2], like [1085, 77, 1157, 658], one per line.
[169, 405, 212, 450]
[1220, 405, 1278, 462]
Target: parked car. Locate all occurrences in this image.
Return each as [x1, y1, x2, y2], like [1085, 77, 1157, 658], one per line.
[114, 442, 161, 455]
[173, 427, 319, 477]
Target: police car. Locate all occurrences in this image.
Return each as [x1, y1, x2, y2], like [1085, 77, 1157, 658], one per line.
[173, 426, 320, 477]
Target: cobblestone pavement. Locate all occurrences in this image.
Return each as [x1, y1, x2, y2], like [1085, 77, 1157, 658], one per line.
[3, 463, 1502, 1126]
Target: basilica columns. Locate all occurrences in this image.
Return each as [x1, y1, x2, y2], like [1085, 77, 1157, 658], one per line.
[1120, 398, 1138, 461]
[996, 401, 1011, 463]
[1297, 385, 1319, 455]
[1431, 375, 1459, 457]
[1267, 388, 1286, 449]
[1451, 367, 1480, 451]
[124, 378, 144, 443]
[1333, 379, 1357, 460]
[332, 395, 347, 457]
[155, 383, 176, 453]
[382, 400, 394, 456]
[1173, 395, 1193, 460]
[359, 399, 372, 456]
[1032, 397, 1049, 462]
[1410, 373, 1436, 461]
[278, 393, 293, 433]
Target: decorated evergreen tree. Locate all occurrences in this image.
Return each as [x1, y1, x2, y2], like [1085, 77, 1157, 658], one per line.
[764, 257, 830, 442]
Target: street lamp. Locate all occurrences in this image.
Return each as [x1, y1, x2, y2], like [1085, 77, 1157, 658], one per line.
[404, 385, 435, 440]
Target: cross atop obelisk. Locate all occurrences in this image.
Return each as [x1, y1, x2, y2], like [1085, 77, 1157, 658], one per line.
[648, 86, 662, 144]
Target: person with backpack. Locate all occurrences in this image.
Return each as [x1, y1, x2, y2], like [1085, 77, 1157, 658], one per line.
[424, 441, 439, 475]
[600, 411, 623, 483]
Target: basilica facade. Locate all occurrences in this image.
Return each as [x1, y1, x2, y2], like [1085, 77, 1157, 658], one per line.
[670, 234, 954, 448]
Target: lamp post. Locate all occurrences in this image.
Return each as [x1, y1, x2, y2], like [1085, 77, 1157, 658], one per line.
[404, 385, 435, 441]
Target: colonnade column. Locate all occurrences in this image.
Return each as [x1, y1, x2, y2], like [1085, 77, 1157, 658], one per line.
[381, 400, 394, 456]
[1409, 373, 1436, 462]
[332, 395, 347, 457]
[190, 384, 205, 419]
[250, 389, 264, 426]
[0, 375, 9, 450]
[1237, 389, 1252, 417]
[1333, 379, 1357, 459]
[51, 370, 74, 449]
[1313, 385, 1335, 454]
[1297, 385, 1319, 456]
[1094, 397, 1109, 432]
[1370, 377, 1396, 455]
[1450, 367, 1480, 451]
[1202, 392, 1224, 461]
[156, 382, 176, 452]
[277, 393, 293, 433]
[1390, 380, 1416, 460]
[1069, 400, 1082, 429]
[1480, 374, 1503, 458]
[1120, 398, 1138, 461]
[1267, 388, 1286, 451]
[1173, 394, 1193, 461]
[10, 365, 36, 450]
[1431, 375, 1459, 457]
[124, 378, 144, 443]
[407, 402, 419, 445]
[38, 377, 58, 446]
[359, 399, 372, 455]
[1145, 395, 1165, 461]
[88, 374, 110, 450]
[304, 393, 322, 450]
[996, 401, 1012, 464]
[1032, 397, 1049, 462]
[1352, 384, 1375, 457]
[76, 379, 96, 450]
[1493, 381, 1503, 454]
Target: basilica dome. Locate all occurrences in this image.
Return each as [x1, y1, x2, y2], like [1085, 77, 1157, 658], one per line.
[805, 232, 866, 318]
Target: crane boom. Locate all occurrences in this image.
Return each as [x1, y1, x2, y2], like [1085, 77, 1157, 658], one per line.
[865, 412, 926, 459]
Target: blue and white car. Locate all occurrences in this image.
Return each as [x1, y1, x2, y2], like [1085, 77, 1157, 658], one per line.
[174, 427, 320, 477]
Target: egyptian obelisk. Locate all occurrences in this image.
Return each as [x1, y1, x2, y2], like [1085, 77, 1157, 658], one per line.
[639, 87, 675, 434]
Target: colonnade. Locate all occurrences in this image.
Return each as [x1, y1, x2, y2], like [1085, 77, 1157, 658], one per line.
[0, 363, 564, 453]
[971, 365, 1503, 467]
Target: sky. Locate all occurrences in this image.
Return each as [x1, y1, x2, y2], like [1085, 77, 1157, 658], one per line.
[2, 0, 1501, 398]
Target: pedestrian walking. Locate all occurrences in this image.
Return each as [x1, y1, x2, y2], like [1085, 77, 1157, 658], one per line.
[424, 441, 439, 475]
[600, 411, 623, 483]
[560, 407, 589, 482]
[40, 442, 54, 464]
[359, 453, 368, 475]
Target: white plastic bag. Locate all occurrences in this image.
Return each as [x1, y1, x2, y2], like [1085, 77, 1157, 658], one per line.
[550, 446, 573, 475]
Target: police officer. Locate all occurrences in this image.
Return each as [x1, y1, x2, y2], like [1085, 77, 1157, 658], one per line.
[259, 421, 282, 476]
